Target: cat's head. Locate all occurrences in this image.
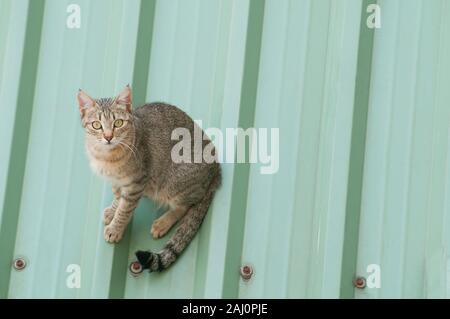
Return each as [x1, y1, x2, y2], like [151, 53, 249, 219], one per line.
[77, 85, 134, 148]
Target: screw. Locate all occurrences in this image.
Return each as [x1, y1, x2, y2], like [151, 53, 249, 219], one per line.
[13, 258, 26, 271]
[353, 276, 366, 289]
[240, 265, 253, 281]
[129, 261, 143, 276]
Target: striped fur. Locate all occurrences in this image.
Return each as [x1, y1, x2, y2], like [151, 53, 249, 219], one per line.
[136, 175, 220, 272]
[78, 86, 221, 271]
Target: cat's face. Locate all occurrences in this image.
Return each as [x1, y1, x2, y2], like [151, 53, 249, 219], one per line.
[77, 86, 134, 149]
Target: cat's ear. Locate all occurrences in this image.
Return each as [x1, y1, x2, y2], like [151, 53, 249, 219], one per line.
[77, 89, 95, 117]
[116, 85, 132, 113]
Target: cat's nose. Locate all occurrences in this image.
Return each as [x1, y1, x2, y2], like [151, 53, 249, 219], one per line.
[104, 134, 113, 142]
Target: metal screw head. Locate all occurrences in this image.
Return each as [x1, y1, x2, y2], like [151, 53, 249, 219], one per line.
[129, 261, 143, 276]
[240, 265, 253, 281]
[353, 276, 366, 289]
[13, 258, 26, 271]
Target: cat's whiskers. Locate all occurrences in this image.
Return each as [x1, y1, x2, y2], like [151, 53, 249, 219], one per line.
[118, 141, 138, 162]
[79, 85, 221, 272]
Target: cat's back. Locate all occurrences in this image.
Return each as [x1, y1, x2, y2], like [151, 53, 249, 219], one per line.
[134, 102, 194, 130]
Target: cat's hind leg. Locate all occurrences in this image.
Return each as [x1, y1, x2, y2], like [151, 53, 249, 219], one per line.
[151, 206, 187, 239]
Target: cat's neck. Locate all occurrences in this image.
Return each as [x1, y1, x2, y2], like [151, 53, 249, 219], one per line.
[86, 141, 136, 181]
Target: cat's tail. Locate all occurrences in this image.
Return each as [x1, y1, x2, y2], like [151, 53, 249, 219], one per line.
[135, 173, 221, 272]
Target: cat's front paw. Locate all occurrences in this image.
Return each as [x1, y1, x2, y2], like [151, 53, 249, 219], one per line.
[103, 207, 115, 225]
[104, 224, 124, 243]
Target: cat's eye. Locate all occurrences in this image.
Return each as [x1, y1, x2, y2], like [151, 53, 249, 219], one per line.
[114, 119, 124, 128]
[92, 121, 102, 130]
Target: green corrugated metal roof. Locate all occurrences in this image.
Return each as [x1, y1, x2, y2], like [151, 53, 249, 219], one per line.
[1, 0, 449, 299]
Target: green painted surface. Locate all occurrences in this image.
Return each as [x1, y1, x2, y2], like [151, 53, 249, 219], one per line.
[0, 0, 44, 298]
[125, 0, 253, 299]
[6, 0, 141, 298]
[0, 0, 449, 299]
[222, 0, 265, 299]
[239, 0, 362, 298]
[340, 0, 375, 299]
[356, 0, 450, 299]
[0, 0, 28, 241]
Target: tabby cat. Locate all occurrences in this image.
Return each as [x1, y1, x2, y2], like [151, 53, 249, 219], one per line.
[77, 85, 221, 272]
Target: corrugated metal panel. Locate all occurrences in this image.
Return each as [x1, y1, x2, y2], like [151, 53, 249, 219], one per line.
[356, 0, 450, 299]
[125, 0, 251, 299]
[5, 0, 142, 298]
[0, 0, 28, 234]
[238, 0, 362, 298]
[1, 0, 449, 299]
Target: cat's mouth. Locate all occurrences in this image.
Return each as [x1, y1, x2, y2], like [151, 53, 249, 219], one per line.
[98, 140, 119, 148]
